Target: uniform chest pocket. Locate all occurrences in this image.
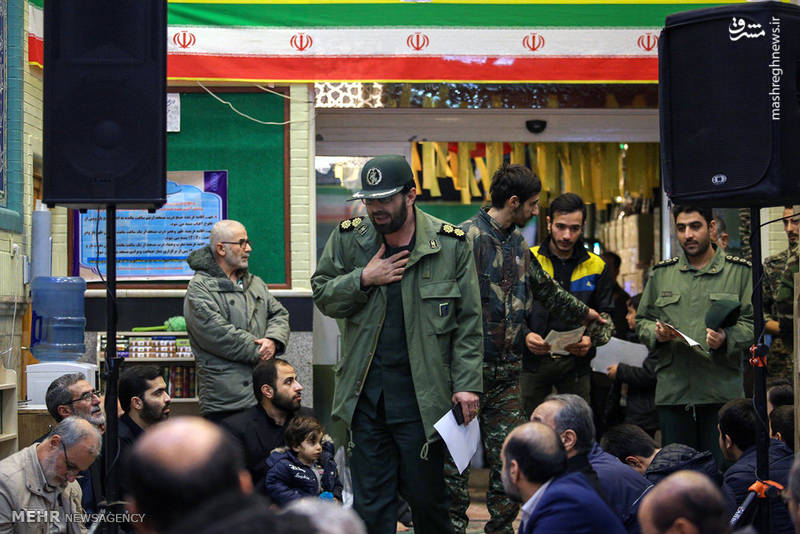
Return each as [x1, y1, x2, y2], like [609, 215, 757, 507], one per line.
[709, 292, 738, 302]
[420, 279, 460, 334]
[654, 293, 681, 307]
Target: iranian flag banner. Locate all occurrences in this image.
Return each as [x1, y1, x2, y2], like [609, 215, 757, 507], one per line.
[28, 0, 739, 83]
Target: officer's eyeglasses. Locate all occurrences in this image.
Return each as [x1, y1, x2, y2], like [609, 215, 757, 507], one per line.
[65, 390, 100, 404]
[220, 239, 252, 248]
[361, 195, 399, 206]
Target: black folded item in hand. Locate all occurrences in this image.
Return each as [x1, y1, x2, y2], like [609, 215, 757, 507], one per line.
[452, 403, 465, 425]
[705, 300, 741, 331]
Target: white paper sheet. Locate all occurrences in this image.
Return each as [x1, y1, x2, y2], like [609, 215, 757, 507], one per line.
[591, 337, 649, 374]
[434, 410, 481, 474]
[544, 326, 586, 355]
[663, 323, 702, 347]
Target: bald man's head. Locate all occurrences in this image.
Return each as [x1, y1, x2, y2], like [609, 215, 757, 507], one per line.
[639, 471, 729, 534]
[126, 417, 249, 531]
[209, 219, 245, 250]
[502, 422, 567, 502]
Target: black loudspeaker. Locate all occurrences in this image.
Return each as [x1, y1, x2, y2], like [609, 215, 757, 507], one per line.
[43, 0, 166, 209]
[659, 1, 800, 207]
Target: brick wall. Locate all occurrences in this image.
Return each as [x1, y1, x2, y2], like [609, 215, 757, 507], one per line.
[288, 84, 315, 291]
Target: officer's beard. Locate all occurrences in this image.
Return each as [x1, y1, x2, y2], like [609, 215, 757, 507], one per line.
[371, 203, 409, 235]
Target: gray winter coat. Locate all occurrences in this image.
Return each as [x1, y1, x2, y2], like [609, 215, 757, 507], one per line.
[184, 246, 290, 415]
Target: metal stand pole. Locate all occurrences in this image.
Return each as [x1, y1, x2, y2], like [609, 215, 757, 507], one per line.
[102, 206, 121, 534]
[750, 206, 770, 534]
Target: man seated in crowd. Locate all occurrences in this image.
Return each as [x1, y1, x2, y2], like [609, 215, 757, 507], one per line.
[45, 373, 106, 429]
[638, 471, 731, 534]
[0, 417, 101, 533]
[771, 405, 795, 452]
[531, 393, 652, 532]
[115, 365, 172, 502]
[44, 373, 106, 515]
[125, 416, 309, 534]
[601, 424, 720, 485]
[222, 358, 311, 494]
[719, 399, 794, 533]
[767, 378, 793, 415]
[501, 421, 624, 534]
[118, 365, 172, 455]
[785, 457, 800, 534]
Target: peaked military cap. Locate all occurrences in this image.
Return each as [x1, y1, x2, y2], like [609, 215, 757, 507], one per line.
[705, 299, 741, 331]
[350, 155, 414, 200]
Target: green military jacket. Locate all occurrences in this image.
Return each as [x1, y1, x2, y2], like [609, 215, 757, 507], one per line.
[184, 246, 290, 415]
[311, 207, 484, 442]
[636, 246, 753, 406]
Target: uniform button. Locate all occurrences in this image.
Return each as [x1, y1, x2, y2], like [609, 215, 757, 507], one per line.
[230, 300, 235, 305]
[356, 380, 362, 388]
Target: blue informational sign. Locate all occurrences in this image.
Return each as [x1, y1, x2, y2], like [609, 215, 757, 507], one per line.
[74, 171, 227, 281]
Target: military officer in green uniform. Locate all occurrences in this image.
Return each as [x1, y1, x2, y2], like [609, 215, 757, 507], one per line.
[311, 155, 483, 534]
[637, 206, 753, 467]
[762, 205, 799, 381]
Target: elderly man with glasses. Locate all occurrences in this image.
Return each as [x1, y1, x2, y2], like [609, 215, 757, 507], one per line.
[185, 219, 290, 422]
[42, 373, 106, 520]
[0, 416, 101, 533]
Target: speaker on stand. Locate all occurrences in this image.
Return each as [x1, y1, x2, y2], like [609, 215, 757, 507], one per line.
[659, 3, 800, 532]
[43, 2, 166, 531]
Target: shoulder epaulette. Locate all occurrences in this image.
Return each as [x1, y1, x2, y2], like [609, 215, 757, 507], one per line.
[339, 216, 365, 233]
[653, 257, 679, 269]
[725, 254, 752, 267]
[438, 223, 466, 240]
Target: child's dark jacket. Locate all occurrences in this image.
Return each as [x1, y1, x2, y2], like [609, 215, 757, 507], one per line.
[264, 440, 342, 506]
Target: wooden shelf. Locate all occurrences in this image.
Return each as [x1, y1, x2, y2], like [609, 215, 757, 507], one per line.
[96, 331, 199, 417]
[105, 331, 189, 337]
[100, 357, 195, 363]
[0, 383, 16, 391]
[0, 434, 18, 444]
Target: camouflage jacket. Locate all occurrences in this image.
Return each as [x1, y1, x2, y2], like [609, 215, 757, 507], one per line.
[461, 208, 589, 365]
[763, 243, 797, 333]
[774, 252, 798, 340]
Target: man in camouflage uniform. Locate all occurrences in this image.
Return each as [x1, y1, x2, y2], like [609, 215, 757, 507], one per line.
[445, 164, 606, 534]
[763, 205, 799, 381]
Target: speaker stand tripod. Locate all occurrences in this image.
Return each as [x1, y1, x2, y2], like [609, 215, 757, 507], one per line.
[100, 206, 123, 534]
[743, 206, 772, 533]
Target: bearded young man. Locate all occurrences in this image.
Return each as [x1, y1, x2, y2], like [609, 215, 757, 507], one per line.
[221, 358, 311, 494]
[636, 206, 753, 466]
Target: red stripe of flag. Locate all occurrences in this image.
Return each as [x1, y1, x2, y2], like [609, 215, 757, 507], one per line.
[167, 55, 658, 83]
[28, 36, 44, 66]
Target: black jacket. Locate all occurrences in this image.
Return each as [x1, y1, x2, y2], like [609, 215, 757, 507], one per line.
[526, 240, 615, 374]
[723, 440, 794, 534]
[616, 353, 659, 433]
[221, 405, 314, 494]
[644, 443, 721, 485]
[264, 441, 342, 506]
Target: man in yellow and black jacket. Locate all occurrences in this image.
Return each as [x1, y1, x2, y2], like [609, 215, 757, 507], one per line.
[521, 193, 615, 418]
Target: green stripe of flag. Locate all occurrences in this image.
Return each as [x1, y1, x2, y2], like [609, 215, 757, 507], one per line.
[167, 3, 729, 28]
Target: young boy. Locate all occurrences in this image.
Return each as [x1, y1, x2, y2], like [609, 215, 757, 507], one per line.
[606, 294, 659, 436]
[265, 415, 342, 506]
